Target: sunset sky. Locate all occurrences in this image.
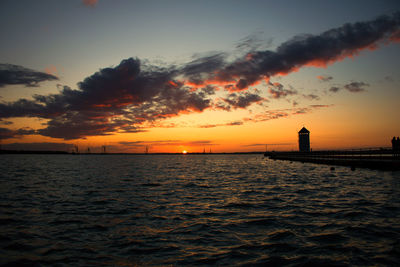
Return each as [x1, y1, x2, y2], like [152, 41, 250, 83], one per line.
[0, 0, 399, 153]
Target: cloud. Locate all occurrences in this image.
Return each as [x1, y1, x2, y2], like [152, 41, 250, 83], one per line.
[0, 58, 214, 139]
[0, 64, 58, 87]
[1, 142, 74, 151]
[221, 91, 265, 109]
[383, 75, 395, 82]
[180, 53, 227, 86]
[244, 104, 333, 123]
[119, 140, 180, 147]
[309, 104, 333, 108]
[0, 127, 14, 140]
[268, 82, 297, 99]
[1, 12, 398, 140]
[302, 94, 320, 100]
[0, 127, 36, 140]
[119, 140, 217, 147]
[242, 143, 293, 147]
[343, 81, 369, 92]
[201, 104, 332, 129]
[0, 119, 13, 125]
[317, 75, 333, 82]
[82, 0, 98, 7]
[235, 32, 266, 51]
[199, 121, 243, 128]
[329, 81, 369, 93]
[183, 12, 400, 90]
[45, 65, 58, 76]
[329, 86, 341, 93]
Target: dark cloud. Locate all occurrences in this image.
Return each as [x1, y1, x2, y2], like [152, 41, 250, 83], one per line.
[0, 58, 214, 139]
[199, 121, 243, 128]
[309, 104, 333, 108]
[235, 32, 266, 51]
[302, 94, 320, 100]
[0, 127, 36, 140]
[1, 142, 74, 151]
[317, 75, 333, 82]
[226, 121, 243, 126]
[268, 82, 297, 99]
[329, 82, 369, 93]
[344, 82, 369, 92]
[329, 86, 341, 93]
[243, 105, 333, 123]
[0, 119, 13, 125]
[180, 53, 227, 85]
[188, 12, 400, 90]
[0, 64, 58, 88]
[222, 91, 265, 109]
[0, 127, 14, 140]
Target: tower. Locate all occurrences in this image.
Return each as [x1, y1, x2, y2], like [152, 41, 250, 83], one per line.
[298, 127, 310, 152]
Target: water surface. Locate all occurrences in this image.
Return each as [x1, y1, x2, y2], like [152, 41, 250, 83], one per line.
[1, 154, 399, 266]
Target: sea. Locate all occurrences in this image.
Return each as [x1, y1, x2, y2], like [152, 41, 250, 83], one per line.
[1, 154, 399, 266]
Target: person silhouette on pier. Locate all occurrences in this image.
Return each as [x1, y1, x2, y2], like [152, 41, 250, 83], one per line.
[393, 136, 400, 157]
[397, 137, 400, 157]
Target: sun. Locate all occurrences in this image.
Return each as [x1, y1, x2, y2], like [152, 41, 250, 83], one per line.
[182, 150, 187, 154]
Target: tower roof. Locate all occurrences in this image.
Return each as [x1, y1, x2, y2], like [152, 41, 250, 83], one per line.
[298, 127, 310, 133]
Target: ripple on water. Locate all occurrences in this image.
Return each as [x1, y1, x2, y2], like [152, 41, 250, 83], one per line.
[0, 154, 399, 266]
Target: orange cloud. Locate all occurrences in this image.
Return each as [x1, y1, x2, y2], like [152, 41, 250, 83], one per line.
[44, 65, 57, 76]
[82, 0, 98, 7]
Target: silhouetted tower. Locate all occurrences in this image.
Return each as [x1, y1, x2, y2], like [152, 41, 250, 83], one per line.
[298, 127, 310, 152]
[102, 145, 106, 154]
[145, 145, 149, 154]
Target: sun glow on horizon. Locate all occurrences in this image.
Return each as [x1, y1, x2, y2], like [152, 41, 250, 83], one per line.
[182, 150, 188, 154]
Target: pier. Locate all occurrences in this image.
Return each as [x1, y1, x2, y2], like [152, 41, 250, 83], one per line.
[264, 149, 400, 171]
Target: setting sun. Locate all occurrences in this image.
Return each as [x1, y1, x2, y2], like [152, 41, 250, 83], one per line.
[182, 150, 187, 154]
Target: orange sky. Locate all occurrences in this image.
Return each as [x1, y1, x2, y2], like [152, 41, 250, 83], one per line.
[1, 3, 399, 152]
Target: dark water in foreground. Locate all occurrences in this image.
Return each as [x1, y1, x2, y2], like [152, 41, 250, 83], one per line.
[1, 154, 400, 266]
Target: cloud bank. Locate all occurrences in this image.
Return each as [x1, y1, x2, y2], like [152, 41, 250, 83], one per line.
[1, 142, 74, 151]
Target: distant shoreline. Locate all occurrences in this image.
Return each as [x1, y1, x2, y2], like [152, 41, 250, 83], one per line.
[0, 150, 264, 155]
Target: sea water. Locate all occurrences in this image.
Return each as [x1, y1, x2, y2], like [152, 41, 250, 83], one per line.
[0, 154, 399, 266]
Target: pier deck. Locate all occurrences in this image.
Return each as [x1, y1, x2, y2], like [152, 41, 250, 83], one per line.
[265, 150, 400, 171]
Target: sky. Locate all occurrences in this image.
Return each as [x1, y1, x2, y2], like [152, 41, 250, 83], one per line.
[0, 0, 400, 153]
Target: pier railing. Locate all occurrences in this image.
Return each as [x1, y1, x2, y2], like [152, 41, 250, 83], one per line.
[264, 147, 400, 170]
[264, 147, 397, 160]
